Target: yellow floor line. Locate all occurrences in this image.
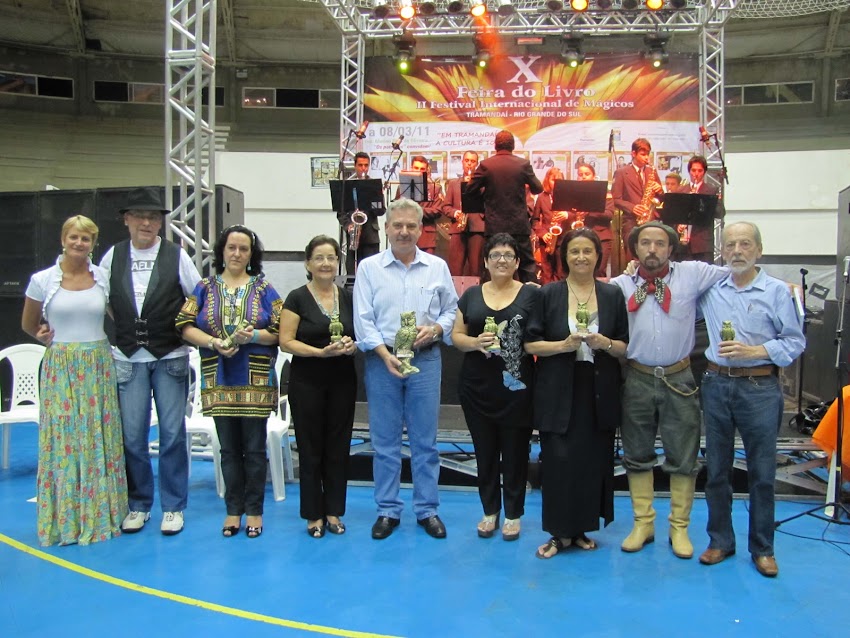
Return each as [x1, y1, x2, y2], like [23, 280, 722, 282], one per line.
[0, 533, 402, 638]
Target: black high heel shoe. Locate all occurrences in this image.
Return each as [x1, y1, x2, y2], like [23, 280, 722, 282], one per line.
[325, 519, 346, 535]
[222, 525, 240, 538]
[246, 525, 263, 539]
[307, 524, 326, 538]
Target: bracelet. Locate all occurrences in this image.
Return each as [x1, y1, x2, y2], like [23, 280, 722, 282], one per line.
[250, 330, 260, 344]
[431, 325, 440, 342]
[208, 337, 215, 350]
[607, 338, 613, 351]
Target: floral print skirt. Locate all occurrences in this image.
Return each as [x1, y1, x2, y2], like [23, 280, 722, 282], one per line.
[37, 340, 128, 546]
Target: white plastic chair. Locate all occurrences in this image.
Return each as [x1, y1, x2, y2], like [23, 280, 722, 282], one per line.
[185, 350, 224, 496]
[0, 344, 46, 469]
[267, 352, 295, 501]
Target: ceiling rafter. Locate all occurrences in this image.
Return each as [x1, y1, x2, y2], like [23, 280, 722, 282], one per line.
[63, 0, 85, 53]
[824, 8, 842, 54]
[219, 0, 237, 62]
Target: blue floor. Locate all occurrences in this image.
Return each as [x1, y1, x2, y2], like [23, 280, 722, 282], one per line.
[1, 423, 849, 638]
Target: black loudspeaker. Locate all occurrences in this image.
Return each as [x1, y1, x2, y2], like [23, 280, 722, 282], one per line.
[0, 192, 39, 296]
[801, 299, 850, 402]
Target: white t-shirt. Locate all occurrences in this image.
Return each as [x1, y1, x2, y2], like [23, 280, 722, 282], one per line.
[100, 238, 201, 362]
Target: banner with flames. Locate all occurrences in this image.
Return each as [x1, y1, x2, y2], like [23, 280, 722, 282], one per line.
[359, 53, 701, 185]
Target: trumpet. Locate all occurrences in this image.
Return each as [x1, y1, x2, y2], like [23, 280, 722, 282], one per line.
[349, 209, 368, 252]
[455, 210, 468, 231]
[570, 211, 586, 230]
[545, 223, 563, 255]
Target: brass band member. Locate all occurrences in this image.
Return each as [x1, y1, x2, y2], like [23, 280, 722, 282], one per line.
[574, 163, 615, 279]
[676, 155, 726, 263]
[532, 167, 567, 285]
[443, 151, 486, 277]
[406, 155, 445, 256]
[612, 138, 658, 262]
[337, 152, 384, 274]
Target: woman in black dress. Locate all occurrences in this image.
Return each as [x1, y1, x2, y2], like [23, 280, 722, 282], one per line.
[452, 233, 537, 541]
[279, 235, 358, 537]
[525, 228, 629, 558]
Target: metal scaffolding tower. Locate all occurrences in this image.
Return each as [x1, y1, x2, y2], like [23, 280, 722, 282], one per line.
[165, 0, 217, 274]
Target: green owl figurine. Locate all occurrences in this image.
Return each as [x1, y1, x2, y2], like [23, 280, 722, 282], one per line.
[720, 320, 736, 342]
[329, 313, 344, 344]
[483, 316, 500, 352]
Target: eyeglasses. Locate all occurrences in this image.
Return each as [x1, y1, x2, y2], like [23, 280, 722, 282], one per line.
[488, 252, 517, 262]
[127, 211, 163, 221]
[309, 255, 339, 264]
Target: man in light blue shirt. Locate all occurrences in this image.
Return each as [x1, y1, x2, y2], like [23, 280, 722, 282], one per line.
[610, 221, 726, 559]
[697, 222, 804, 578]
[354, 198, 458, 540]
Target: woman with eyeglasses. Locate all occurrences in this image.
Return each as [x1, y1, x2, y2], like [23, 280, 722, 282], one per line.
[451, 233, 537, 541]
[176, 225, 282, 539]
[279, 236, 357, 538]
[525, 228, 628, 559]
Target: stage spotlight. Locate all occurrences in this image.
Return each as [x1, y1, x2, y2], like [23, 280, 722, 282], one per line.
[473, 36, 492, 69]
[570, 0, 588, 10]
[545, 0, 564, 11]
[372, 0, 390, 18]
[646, 0, 663, 10]
[394, 31, 416, 73]
[420, 0, 438, 14]
[644, 33, 669, 68]
[670, 0, 687, 7]
[447, 0, 466, 13]
[621, 0, 638, 8]
[596, 0, 613, 7]
[399, 0, 416, 20]
[497, 0, 516, 15]
[561, 35, 585, 68]
[470, 0, 487, 17]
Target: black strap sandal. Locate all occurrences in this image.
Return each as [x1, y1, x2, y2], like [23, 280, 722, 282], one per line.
[246, 525, 263, 539]
[307, 525, 325, 538]
[535, 536, 569, 559]
[325, 520, 346, 535]
[222, 525, 240, 538]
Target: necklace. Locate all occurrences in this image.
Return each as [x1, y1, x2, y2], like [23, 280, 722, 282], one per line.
[567, 279, 594, 327]
[219, 276, 249, 326]
[308, 283, 338, 319]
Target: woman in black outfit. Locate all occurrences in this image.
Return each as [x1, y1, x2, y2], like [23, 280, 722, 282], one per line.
[280, 236, 357, 538]
[525, 228, 629, 558]
[452, 233, 537, 541]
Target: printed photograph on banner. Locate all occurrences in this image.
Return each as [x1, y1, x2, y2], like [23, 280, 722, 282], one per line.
[656, 152, 689, 182]
[310, 156, 337, 188]
[513, 150, 530, 160]
[371, 151, 405, 182]
[572, 152, 611, 182]
[531, 151, 570, 181]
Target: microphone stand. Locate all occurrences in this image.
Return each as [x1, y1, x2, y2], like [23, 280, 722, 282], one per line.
[791, 268, 810, 431]
[707, 132, 730, 185]
[776, 268, 849, 528]
[383, 146, 404, 211]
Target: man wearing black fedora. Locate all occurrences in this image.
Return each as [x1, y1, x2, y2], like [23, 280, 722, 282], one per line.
[100, 187, 201, 536]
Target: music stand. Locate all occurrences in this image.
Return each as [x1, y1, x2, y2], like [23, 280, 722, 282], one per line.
[552, 180, 608, 213]
[461, 182, 484, 214]
[329, 178, 385, 215]
[660, 193, 718, 227]
[399, 171, 428, 203]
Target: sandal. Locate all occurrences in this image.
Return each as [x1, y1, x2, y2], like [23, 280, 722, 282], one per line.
[477, 514, 499, 539]
[307, 525, 326, 538]
[222, 516, 241, 538]
[572, 534, 598, 550]
[246, 525, 263, 539]
[502, 518, 521, 542]
[325, 519, 346, 535]
[535, 536, 571, 559]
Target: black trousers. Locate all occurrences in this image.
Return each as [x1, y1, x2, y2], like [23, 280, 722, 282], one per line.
[214, 415, 268, 517]
[512, 233, 538, 283]
[289, 376, 356, 521]
[462, 405, 532, 520]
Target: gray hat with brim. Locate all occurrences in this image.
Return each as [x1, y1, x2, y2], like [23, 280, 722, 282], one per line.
[627, 220, 679, 255]
[119, 187, 170, 214]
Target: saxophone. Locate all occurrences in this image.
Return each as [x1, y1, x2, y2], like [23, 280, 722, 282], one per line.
[455, 172, 471, 231]
[349, 208, 367, 251]
[545, 219, 564, 255]
[636, 166, 664, 225]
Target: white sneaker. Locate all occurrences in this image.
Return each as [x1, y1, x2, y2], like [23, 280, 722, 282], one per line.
[121, 511, 150, 533]
[161, 511, 184, 536]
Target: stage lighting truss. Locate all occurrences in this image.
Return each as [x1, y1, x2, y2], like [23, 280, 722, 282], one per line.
[561, 34, 585, 67]
[644, 32, 669, 67]
[317, 1, 733, 38]
[393, 31, 417, 71]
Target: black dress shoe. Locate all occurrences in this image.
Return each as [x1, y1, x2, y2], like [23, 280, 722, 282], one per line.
[417, 515, 447, 539]
[371, 516, 400, 540]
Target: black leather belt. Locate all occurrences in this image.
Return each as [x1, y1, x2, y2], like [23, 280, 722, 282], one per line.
[707, 362, 777, 377]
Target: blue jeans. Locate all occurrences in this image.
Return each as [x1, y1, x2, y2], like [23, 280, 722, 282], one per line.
[115, 356, 190, 513]
[364, 347, 442, 520]
[702, 371, 783, 557]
